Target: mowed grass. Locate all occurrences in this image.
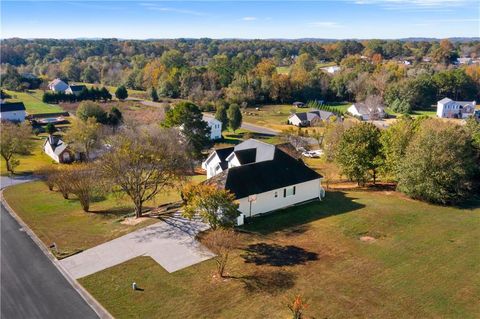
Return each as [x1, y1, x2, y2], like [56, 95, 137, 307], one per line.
[0, 134, 55, 176]
[79, 190, 480, 319]
[4, 90, 64, 114]
[77, 82, 147, 99]
[3, 175, 206, 257]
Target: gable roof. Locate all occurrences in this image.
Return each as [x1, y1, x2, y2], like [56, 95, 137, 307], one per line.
[351, 103, 384, 115]
[290, 110, 334, 122]
[49, 78, 67, 87]
[205, 148, 321, 199]
[44, 136, 70, 156]
[0, 102, 26, 113]
[233, 148, 256, 165]
[438, 97, 453, 104]
[69, 85, 86, 92]
[233, 139, 276, 162]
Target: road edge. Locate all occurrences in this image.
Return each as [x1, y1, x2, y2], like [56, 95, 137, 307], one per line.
[1, 190, 114, 319]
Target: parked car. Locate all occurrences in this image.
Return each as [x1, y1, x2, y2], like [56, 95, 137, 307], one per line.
[302, 150, 323, 158]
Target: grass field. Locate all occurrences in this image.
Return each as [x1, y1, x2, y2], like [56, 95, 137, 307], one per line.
[77, 82, 147, 99]
[0, 134, 55, 176]
[4, 90, 64, 114]
[3, 175, 206, 257]
[79, 190, 480, 319]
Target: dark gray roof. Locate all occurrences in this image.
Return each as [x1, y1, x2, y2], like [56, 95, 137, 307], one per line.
[69, 85, 87, 92]
[234, 149, 256, 165]
[206, 148, 321, 199]
[215, 147, 234, 162]
[292, 110, 334, 122]
[0, 102, 26, 112]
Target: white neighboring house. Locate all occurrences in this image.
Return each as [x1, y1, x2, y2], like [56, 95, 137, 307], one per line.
[0, 102, 26, 122]
[321, 66, 341, 74]
[436, 98, 476, 119]
[288, 110, 335, 127]
[205, 118, 222, 140]
[202, 139, 324, 224]
[348, 103, 385, 121]
[43, 135, 76, 163]
[48, 79, 70, 93]
[456, 57, 472, 65]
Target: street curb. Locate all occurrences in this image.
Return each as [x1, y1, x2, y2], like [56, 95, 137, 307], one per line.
[1, 190, 114, 319]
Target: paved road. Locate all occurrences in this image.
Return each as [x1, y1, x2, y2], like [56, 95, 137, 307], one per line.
[0, 175, 36, 189]
[1, 204, 98, 319]
[202, 113, 279, 136]
[61, 214, 213, 279]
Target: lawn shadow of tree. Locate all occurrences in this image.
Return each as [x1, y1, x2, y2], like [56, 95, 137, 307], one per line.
[241, 243, 318, 267]
[241, 191, 365, 235]
[239, 269, 296, 295]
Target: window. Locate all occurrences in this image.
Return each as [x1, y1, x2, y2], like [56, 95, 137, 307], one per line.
[284, 186, 296, 197]
[274, 191, 278, 198]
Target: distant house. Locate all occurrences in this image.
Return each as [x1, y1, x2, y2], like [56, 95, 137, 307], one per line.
[43, 136, 76, 163]
[436, 98, 476, 119]
[202, 139, 324, 224]
[0, 101, 26, 122]
[288, 110, 335, 127]
[292, 101, 306, 108]
[348, 103, 385, 121]
[48, 79, 69, 93]
[66, 85, 87, 96]
[205, 118, 222, 140]
[321, 66, 341, 74]
[456, 57, 472, 65]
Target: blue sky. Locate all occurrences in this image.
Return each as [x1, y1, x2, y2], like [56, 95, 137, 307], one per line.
[1, 0, 479, 39]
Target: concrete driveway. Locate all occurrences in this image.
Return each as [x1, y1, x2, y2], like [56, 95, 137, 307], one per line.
[60, 215, 213, 279]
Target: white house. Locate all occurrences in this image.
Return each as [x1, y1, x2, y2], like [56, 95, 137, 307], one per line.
[436, 98, 476, 119]
[288, 110, 335, 127]
[205, 118, 222, 140]
[203, 139, 324, 224]
[321, 66, 341, 74]
[0, 102, 26, 122]
[456, 57, 472, 65]
[348, 103, 385, 121]
[48, 79, 69, 93]
[43, 136, 76, 163]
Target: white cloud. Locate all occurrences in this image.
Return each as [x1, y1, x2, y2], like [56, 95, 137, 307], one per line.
[309, 21, 342, 28]
[140, 3, 205, 16]
[242, 16, 257, 21]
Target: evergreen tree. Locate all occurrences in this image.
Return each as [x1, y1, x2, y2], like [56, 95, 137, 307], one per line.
[215, 104, 228, 131]
[115, 85, 128, 100]
[227, 104, 242, 133]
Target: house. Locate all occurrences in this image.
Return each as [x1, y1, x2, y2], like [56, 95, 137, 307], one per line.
[43, 135, 76, 163]
[348, 103, 385, 121]
[0, 101, 26, 122]
[292, 101, 306, 108]
[321, 66, 341, 74]
[288, 110, 335, 127]
[48, 79, 69, 93]
[456, 57, 472, 65]
[436, 98, 476, 119]
[202, 139, 324, 224]
[205, 118, 222, 140]
[66, 85, 87, 96]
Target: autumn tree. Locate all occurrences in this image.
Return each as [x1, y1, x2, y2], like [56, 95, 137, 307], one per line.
[36, 165, 57, 191]
[336, 122, 382, 185]
[227, 103, 242, 133]
[64, 117, 101, 161]
[202, 228, 240, 278]
[182, 184, 240, 229]
[99, 127, 190, 218]
[287, 295, 308, 319]
[0, 121, 33, 173]
[76, 101, 107, 124]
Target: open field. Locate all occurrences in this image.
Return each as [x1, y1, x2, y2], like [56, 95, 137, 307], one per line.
[76, 82, 148, 99]
[4, 89, 64, 114]
[79, 190, 480, 319]
[0, 134, 55, 176]
[3, 175, 206, 257]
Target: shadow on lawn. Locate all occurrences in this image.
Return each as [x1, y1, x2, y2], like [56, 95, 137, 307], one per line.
[241, 191, 364, 235]
[239, 269, 296, 295]
[242, 243, 318, 267]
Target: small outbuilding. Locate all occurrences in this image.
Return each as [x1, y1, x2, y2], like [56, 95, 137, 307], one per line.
[43, 135, 76, 163]
[0, 101, 26, 122]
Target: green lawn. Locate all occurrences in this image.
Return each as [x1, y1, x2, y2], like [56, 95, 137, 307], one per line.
[77, 82, 147, 99]
[0, 134, 55, 176]
[80, 190, 480, 319]
[4, 90, 64, 114]
[3, 175, 205, 258]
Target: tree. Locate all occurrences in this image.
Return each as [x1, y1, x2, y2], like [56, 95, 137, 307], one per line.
[397, 120, 477, 204]
[100, 87, 112, 102]
[163, 101, 211, 158]
[280, 128, 309, 151]
[182, 184, 240, 229]
[76, 101, 107, 124]
[287, 295, 308, 319]
[0, 122, 33, 173]
[202, 229, 240, 278]
[323, 121, 346, 162]
[99, 127, 190, 218]
[65, 164, 100, 212]
[336, 122, 382, 185]
[64, 117, 101, 161]
[115, 85, 128, 100]
[36, 165, 57, 191]
[227, 103, 242, 133]
[215, 104, 228, 130]
[45, 123, 57, 135]
[107, 107, 123, 131]
[149, 87, 159, 102]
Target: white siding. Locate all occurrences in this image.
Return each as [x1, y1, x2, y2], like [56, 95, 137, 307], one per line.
[0, 110, 26, 122]
[206, 118, 222, 140]
[288, 115, 302, 126]
[43, 143, 60, 163]
[203, 153, 221, 179]
[237, 179, 322, 218]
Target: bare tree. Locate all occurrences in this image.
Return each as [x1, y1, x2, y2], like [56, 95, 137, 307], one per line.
[99, 126, 191, 218]
[0, 121, 33, 173]
[364, 95, 384, 121]
[202, 229, 240, 278]
[66, 164, 100, 212]
[36, 165, 57, 191]
[280, 128, 309, 151]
